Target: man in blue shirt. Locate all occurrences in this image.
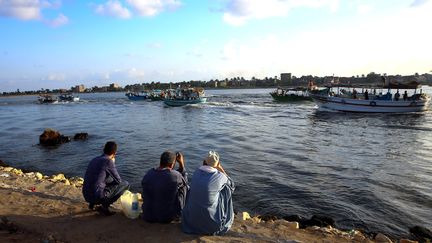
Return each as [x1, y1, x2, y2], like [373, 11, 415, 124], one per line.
[141, 151, 188, 223]
[82, 141, 129, 215]
[181, 151, 235, 235]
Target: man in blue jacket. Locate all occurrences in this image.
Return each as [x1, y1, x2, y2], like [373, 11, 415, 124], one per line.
[141, 151, 188, 223]
[82, 141, 129, 215]
[181, 151, 235, 235]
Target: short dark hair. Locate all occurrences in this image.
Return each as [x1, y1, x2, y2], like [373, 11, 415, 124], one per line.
[160, 151, 176, 167]
[103, 141, 117, 155]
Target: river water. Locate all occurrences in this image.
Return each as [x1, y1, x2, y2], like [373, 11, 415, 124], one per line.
[1, 88, 431, 238]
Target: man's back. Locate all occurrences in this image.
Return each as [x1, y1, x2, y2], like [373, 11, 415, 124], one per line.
[141, 168, 188, 223]
[181, 166, 235, 235]
[83, 155, 109, 202]
[83, 155, 121, 202]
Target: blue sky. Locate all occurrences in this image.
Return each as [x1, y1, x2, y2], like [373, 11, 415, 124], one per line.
[1, 0, 431, 91]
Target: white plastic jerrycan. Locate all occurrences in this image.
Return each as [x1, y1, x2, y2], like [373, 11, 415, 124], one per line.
[120, 190, 142, 219]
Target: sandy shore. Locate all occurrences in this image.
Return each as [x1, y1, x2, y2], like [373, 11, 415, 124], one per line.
[0, 165, 418, 243]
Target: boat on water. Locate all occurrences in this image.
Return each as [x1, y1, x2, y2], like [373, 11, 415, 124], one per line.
[149, 95, 163, 101]
[270, 87, 312, 102]
[148, 89, 164, 101]
[309, 84, 431, 113]
[125, 91, 148, 101]
[38, 95, 58, 104]
[58, 93, 80, 102]
[163, 87, 207, 107]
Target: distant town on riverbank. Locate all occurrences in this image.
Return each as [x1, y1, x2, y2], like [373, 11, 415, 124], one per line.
[2, 72, 432, 96]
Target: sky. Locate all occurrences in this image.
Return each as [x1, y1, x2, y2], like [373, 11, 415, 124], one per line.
[1, 0, 432, 92]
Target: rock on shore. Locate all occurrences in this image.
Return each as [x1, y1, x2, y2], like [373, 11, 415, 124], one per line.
[0, 164, 427, 243]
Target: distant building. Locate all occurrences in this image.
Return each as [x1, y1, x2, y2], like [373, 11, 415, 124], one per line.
[207, 80, 218, 88]
[108, 83, 122, 91]
[72, 84, 85, 93]
[110, 83, 120, 89]
[280, 73, 292, 86]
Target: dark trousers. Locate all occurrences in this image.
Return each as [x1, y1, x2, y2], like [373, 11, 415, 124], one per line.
[100, 180, 130, 207]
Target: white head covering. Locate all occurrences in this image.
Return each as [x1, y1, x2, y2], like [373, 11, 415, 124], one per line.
[204, 151, 219, 167]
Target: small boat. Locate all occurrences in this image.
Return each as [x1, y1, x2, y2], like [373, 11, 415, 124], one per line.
[309, 85, 431, 113]
[125, 91, 148, 101]
[163, 87, 207, 107]
[58, 93, 80, 102]
[149, 95, 163, 101]
[38, 95, 58, 104]
[270, 87, 312, 102]
[148, 89, 164, 101]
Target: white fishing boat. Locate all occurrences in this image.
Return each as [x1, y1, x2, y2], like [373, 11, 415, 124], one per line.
[310, 86, 430, 113]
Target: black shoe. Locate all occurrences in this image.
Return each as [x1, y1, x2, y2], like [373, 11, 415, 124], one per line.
[96, 206, 115, 216]
[89, 203, 95, 210]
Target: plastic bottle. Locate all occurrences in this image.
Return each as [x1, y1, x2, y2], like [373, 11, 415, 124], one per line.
[131, 193, 139, 217]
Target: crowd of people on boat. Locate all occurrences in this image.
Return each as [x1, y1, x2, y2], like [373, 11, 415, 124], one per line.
[82, 141, 234, 235]
[164, 88, 203, 101]
[38, 93, 80, 103]
[333, 88, 421, 101]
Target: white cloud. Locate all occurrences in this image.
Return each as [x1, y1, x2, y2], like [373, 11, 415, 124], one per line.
[221, 0, 339, 26]
[46, 73, 66, 81]
[95, 0, 132, 19]
[0, 0, 68, 27]
[411, 0, 429, 7]
[41, 0, 62, 9]
[94, 0, 182, 18]
[0, 0, 43, 20]
[217, 36, 283, 78]
[356, 3, 373, 14]
[46, 13, 68, 27]
[127, 67, 145, 79]
[216, 1, 432, 77]
[100, 68, 146, 81]
[126, 0, 181, 17]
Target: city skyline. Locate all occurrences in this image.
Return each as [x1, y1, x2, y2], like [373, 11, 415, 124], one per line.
[1, 0, 432, 92]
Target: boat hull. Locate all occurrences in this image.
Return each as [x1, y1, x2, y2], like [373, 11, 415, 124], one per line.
[149, 96, 163, 101]
[311, 94, 430, 113]
[127, 96, 147, 101]
[59, 97, 79, 102]
[38, 96, 58, 104]
[163, 98, 207, 107]
[39, 100, 58, 104]
[125, 92, 148, 101]
[270, 93, 312, 102]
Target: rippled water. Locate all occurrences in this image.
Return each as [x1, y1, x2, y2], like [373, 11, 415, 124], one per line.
[1, 89, 431, 238]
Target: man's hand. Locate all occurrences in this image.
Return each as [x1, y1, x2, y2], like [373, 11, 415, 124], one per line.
[176, 152, 185, 171]
[215, 162, 227, 175]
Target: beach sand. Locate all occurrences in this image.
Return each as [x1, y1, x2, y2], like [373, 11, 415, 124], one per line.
[0, 166, 392, 243]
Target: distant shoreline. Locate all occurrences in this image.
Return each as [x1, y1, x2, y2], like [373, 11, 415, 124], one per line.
[0, 87, 278, 98]
[2, 83, 431, 97]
